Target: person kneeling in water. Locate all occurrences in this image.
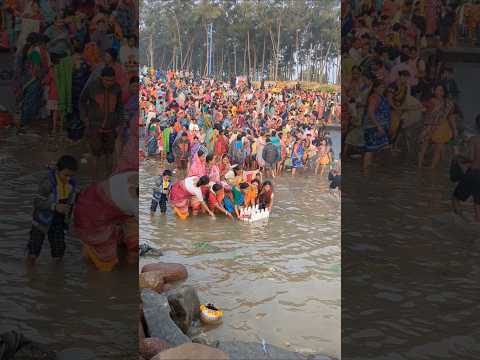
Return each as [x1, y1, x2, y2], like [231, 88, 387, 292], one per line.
[73, 170, 139, 271]
[258, 181, 274, 212]
[169, 175, 215, 219]
[208, 183, 233, 219]
[232, 182, 250, 218]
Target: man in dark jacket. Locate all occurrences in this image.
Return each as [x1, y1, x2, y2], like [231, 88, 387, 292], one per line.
[80, 66, 124, 179]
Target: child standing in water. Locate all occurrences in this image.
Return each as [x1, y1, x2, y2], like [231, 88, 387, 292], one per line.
[151, 169, 172, 214]
[26, 155, 78, 265]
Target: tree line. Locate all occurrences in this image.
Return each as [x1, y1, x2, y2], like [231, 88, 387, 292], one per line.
[140, 0, 340, 83]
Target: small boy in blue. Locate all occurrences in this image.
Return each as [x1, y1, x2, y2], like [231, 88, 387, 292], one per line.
[26, 155, 78, 265]
[151, 170, 172, 214]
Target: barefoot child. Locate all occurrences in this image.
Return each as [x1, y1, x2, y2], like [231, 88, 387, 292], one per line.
[151, 169, 172, 214]
[26, 155, 78, 265]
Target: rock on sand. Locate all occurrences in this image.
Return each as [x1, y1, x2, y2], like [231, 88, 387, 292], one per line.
[141, 262, 188, 283]
[141, 289, 191, 347]
[151, 343, 229, 360]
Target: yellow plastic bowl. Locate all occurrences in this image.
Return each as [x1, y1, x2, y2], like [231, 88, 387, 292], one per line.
[200, 304, 224, 324]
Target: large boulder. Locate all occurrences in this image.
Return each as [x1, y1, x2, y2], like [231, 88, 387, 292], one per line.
[166, 285, 201, 334]
[141, 289, 191, 346]
[151, 343, 229, 360]
[139, 338, 170, 360]
[215, 341, 335, 360]
[140, 271, 165, 292]
[141, 262, 188, 283]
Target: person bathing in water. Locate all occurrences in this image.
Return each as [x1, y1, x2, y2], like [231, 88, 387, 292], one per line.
[329, 160, 342, 197]
[151, 169, 172, 214]
[452, 116, 480, 222]
[26, 155, 78, 265]
[208, 183, 234, 219]
[258, 180, 274, 212]
[169, 175, 216, 219]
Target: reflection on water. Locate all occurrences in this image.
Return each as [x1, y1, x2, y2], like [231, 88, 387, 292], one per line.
[140, 157, 341, 358]
[0, 130, 137, 359]
[342, 153, 480, 359]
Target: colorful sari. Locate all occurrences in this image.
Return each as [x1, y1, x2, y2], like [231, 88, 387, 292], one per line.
[420, 99, 454, 145]
[17, 48, 43, 126]
[292, 141, 304, 168]
[162, 126, 171, 154]
[73, 172, 137, 271]
[208, 164, 221, 183]
[363, 95, 391, 152]
[169, 178, 202, 219]
[188, 153, 206, 177]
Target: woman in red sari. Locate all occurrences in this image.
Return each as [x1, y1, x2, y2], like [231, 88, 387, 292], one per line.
[219, 154, 231, 179]
[169, 175, 215, 219]
[73, 169, 138, 271]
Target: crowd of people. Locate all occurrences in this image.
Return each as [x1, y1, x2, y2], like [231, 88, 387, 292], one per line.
[8, 0, 140, 270]
[342, 0, 479, 219]
[140, 68, 342, 220]
[10, 0, 138, 175]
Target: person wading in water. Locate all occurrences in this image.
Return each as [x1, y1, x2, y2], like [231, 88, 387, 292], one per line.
[452, 116, 480, 222]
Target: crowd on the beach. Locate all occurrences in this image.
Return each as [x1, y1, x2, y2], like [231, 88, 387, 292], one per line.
[8, 0, 140, 269]
[342, 0, 480, 219]
[140, 68, 342, 219]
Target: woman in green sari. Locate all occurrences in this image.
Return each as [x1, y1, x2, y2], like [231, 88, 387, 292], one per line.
[15, 33, 44, 134]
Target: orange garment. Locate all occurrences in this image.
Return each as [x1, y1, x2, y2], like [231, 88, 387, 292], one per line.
[83, 43, 101, 66]
[173, 206, 189, 220]
[174, 122, 182, 133]
[244, 187, 258, 207]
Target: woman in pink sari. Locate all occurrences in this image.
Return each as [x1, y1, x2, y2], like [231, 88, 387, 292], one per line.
[206, 153, 220, 183]
[169, 175, 215, 219]
[187, 149, 207, 177]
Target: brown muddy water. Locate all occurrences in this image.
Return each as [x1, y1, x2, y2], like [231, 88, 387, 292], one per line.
[139, 156, 341, 358]
[0, 128, 138, 359]
[342, 150, 480, 359]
